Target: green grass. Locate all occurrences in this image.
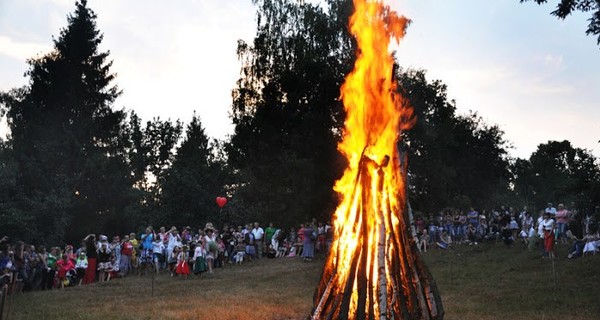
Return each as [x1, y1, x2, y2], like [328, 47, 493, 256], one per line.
[424, 242, 600, 320]
[3, 243, 600, 319]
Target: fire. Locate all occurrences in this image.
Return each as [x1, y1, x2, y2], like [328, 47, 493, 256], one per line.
[311, 1, 443, 319]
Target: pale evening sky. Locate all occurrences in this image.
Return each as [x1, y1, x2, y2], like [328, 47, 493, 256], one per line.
[0, 0, 598, 159]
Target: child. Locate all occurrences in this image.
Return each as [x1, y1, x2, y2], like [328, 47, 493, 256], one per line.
[56, 254, 75, 288]
[418, 229, 429, 253]
[234, 241, 246, 265]
[107, 252, 119, 280]
[175, 245, 190, 279]
[193, 242, 207, 275]
[152, 236, 165, 274]
[97, 243, 111, 282]
[75, 251, 88, 285]
[169, 246, 180, 276]
[216, 238, 226, 268]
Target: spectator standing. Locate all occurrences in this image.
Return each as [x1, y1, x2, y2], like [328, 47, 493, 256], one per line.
[75, 252, 87, 285]
[252, 222, 265, 258]
[467, 208, 479, 229]
[42, 247, 58, 290]
[193, 241, 207, 274]
[56, 254, 75, 288]
[109, 236, 121, 273]
[152, 236, 165, 273]
[302, 223, 316, 262]
[166, 227, 182, 262]
[540, 212, 556, 258]
[204, 227, 217, 274]
[139, 227, 155, 275]
[97, 242, 111, 282]
[417, 229, 429, 252]
[556, 204, 570, 244]
[265, 223, 276, 251]
[83, 234, 97, 284]
[317, 222, 327, 253]
[120, 235, 133, 276]
[545, 202, 557, 217]
[244, 225, 256, 261]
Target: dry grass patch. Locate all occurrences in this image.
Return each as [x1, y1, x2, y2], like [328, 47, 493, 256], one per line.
[6, 257, 322, 320]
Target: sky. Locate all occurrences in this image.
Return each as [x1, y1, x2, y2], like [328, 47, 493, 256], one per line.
[0, 0, 599, 159]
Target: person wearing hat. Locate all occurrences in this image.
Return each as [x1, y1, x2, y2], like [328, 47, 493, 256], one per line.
[204, 225, 217, 274]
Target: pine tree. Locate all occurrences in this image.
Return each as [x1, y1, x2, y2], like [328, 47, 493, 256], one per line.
[161, 114, 231, 227]
[2, 0, 130, 243]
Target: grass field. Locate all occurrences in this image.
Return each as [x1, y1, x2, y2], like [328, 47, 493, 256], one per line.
[3, 242, 599, 320]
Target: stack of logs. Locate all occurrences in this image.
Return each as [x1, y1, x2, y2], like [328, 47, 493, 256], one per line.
[311, 152, 444, 320]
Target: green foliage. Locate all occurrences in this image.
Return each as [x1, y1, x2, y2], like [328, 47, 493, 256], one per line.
[511, 140, 600, 213]
[398, 69, 511, 213]
[520, 0, 600, 45]
[161, 115, 232, 227]
[1, 0, 131, 244]
[228, 0, 354, 226]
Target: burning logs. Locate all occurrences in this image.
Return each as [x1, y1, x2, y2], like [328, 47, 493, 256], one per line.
[311, 152, 443, 320]
[310, 0, 443, 318]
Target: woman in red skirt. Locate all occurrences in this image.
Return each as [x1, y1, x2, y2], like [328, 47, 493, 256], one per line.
[540, 213, 555, 259]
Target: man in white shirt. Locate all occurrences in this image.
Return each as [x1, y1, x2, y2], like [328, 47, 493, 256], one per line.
[252, 222, 265, 258]
[544, 202, 557, 217]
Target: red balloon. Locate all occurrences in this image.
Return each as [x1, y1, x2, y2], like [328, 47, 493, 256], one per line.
[216, 197, 227, 208]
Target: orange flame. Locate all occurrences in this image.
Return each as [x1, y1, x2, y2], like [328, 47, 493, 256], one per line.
[325, 0, 413, 318]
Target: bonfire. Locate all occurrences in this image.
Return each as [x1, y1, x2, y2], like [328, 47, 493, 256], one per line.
[311, 0, 444, 319]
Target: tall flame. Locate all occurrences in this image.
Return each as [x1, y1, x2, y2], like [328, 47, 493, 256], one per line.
[312, 1, 443, 319]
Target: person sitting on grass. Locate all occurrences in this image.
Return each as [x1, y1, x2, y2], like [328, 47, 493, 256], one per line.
[436, 230, 451, 250]
[582, 230, 598, 256]
[266, 245, 277, 258]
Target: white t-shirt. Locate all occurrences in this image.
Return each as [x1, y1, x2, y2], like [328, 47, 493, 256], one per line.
[540, 219, 555, 232]
[193, 246, 205, 259]
[252, 227, 265, 240]
[152, 241, 164, 254]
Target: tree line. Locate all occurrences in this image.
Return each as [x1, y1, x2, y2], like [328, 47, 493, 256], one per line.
[1, 0, 599, 245]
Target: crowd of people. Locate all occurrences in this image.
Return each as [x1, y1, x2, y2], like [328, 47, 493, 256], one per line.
[0, 220, 334, 295]
[2, 202, 598, 299]
[414, 203, 600, 260]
